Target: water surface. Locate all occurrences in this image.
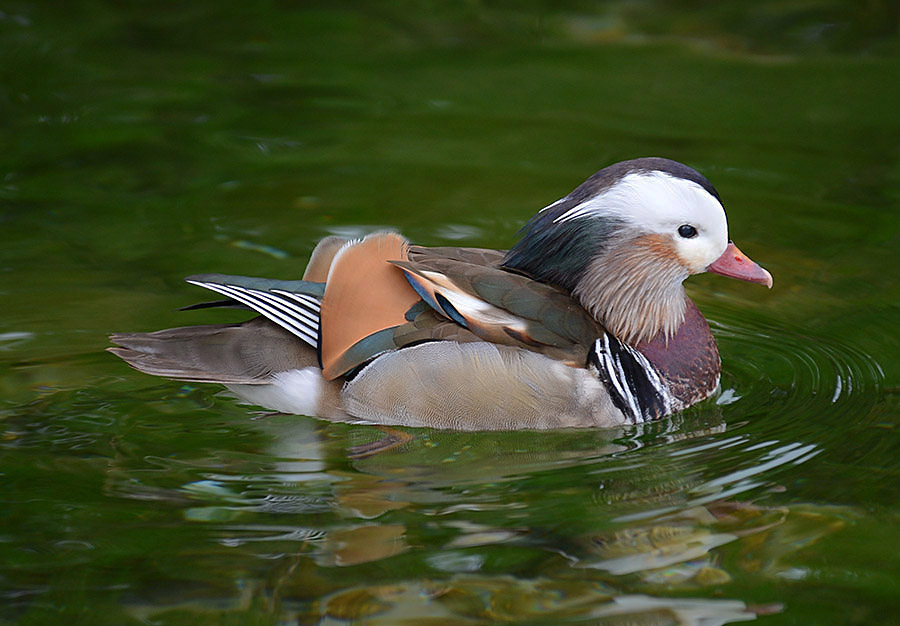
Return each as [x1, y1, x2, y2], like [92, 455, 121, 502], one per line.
[2, 2, 899, 624]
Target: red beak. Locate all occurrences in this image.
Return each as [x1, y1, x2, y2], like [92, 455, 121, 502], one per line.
[707, 242, 773, 288]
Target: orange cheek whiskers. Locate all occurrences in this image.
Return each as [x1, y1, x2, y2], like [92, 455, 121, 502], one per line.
[631, 233, 688, 268]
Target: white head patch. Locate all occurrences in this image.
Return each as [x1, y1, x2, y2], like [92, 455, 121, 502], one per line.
[552, 171, 729, 273]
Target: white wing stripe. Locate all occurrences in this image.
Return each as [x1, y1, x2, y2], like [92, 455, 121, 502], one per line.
[187, 280, 319, 347]
[272, 290, 322, 311]
[235, 287, 320, 329]
[210, 284, 317, 345]
[224, 285, 319, 346]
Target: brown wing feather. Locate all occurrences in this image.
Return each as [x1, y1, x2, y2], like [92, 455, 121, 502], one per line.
[391, 307, 484, 346]
[395, 247, 601, 365]
[320, 232, 420, 380]
[408, 246, 506, 267]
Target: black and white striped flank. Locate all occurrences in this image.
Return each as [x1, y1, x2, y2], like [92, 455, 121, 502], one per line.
[588, 333, 673, 424]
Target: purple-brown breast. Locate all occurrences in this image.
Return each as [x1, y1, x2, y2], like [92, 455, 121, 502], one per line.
[635, 298, 721, 407]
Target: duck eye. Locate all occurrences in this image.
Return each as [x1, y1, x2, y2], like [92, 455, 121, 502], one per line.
[678, 224, 698, 239]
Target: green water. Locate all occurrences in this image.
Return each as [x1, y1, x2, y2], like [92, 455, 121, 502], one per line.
[2, 2, 899, 624]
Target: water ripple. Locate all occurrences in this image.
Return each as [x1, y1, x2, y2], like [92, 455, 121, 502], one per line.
[711, 311, 884, 437]
[585, 310, 884, 528]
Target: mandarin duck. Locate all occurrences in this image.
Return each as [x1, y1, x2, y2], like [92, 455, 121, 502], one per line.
[109, 158, 772, 430]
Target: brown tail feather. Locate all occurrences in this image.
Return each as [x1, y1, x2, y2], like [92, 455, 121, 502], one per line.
[108, 318, 318, 384]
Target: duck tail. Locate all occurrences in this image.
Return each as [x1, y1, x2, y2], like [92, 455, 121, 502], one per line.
[108, 318, 318, 384]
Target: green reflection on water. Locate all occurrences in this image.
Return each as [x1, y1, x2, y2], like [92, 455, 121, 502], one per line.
[1, 2, 899, 624]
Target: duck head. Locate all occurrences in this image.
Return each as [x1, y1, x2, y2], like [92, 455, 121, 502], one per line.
[502, 157, 772, 345]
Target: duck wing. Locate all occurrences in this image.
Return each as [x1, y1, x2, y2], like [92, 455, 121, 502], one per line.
[183, 273, 325, 348]
[180, 233, 420, 380]
[394, 245, 603, 364]
[169, 238, 604, 381]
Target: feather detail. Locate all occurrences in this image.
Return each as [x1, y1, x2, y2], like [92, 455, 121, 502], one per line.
[392, 262, 532, 344]
[319, 232, 420, 380]
[342, 342, 620, 430]
[184, 274, 324, 348]
[108, 317, 318, 384]
[574, 233, 689, 345]
[588, 332, 673, 423]
[392, 247, 603, 364]
[635, 297, 720, 409]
